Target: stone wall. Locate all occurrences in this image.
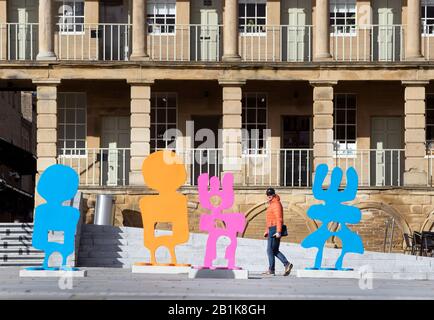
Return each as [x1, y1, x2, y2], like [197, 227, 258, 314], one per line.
[81, 187, 434, 254]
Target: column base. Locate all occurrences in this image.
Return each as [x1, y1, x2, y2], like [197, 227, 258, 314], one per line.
[36, 52, 57, 61]
[222, 54, 242, 62]
[403, 171, 428, 186]
[130, 54, 151, 61]
[222, 170, 243, 185]
[129, 171, 145, 186]
[405, 55, 425, 62]
[314, 53, 333, 61]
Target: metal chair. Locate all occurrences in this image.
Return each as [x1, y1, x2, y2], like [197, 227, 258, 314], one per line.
[403, 233, 414, 255]
[421, 232, 434, 257]
[413, 232, 423, 256]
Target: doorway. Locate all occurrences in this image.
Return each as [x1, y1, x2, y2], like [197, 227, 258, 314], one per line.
[101, 116, 131, 186]
[7, 0, 38, 60]
[281, 116, 312, 186]
[191, 115, 222, 185]
[99, 0, 130, 60]
[286, 8, 307, 61]
[199, 9, 219, 61]
[370, 117, 403, 186]
[373, 0, 402, 61]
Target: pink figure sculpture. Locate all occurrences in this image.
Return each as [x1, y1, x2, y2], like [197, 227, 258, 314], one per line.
[197, 173, 246, 270]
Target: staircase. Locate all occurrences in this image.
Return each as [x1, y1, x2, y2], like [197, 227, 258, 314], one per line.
[0, 223, 44, 266]
[78, 224, 434, 279]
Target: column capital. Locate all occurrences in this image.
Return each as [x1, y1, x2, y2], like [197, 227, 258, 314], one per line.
[402, 80, 430, 87]
[33, 79, 61, 86]
[127, 79, 155, 86]
[218, 79, 246, 87]
[310, 80, 338, 87]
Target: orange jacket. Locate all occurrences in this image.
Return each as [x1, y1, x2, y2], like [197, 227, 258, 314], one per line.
[265, 195, 283, 233]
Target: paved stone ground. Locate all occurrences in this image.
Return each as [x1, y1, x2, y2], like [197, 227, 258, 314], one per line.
[0, 267, 433, 300]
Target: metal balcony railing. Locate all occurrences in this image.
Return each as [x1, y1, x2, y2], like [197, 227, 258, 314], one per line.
[331, 24, 404, 62]
[0, 23, 38, 60]
[334, 149, 405, 187]
[56, 23, 132, 61]
[239, 25, 313, 62]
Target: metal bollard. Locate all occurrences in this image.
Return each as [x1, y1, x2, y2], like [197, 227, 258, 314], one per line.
[94, 194, 115, 226]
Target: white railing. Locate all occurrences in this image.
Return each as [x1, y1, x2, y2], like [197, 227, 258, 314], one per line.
[334, 149, 404, 187]
[240, 25, 313, 62]
[148, 24, 223, 62]
[243, 149, 314, 187]
[427, 149, 434, 187]
[57, 147, 408, 188]
[180, 148, 223, 185]
[331, 25, 404, 62]
[0, 23, 38, 60]
[422, 24, 434, 60]
[56, 23, 131, 61]
[57, 148, 130, 186]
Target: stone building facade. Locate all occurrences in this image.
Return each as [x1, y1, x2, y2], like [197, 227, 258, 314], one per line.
[2, 0, 434, 251]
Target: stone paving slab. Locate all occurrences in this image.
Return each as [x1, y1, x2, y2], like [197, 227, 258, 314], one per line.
[0, 267, 432, 300]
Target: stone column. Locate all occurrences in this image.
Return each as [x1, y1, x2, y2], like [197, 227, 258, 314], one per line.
[220, 79, 245, 184]
[222, 0, 241, 61]
[128, 80, 154, 185]
[37, 0, 56, 60]
[314, 0, 332, 60]
[406, 0, 423, 60]
[403, 81, 429, 186]
[131, 0, 150, 60]
[311, 81, 336, 171]
[33, 79, 61, 206]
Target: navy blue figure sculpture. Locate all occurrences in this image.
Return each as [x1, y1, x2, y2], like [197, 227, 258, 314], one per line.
[28, 164, 80, 271]
[301, 164, 364, 270]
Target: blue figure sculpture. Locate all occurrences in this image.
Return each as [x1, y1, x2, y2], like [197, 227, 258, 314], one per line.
[28, 164, 80, 271]
[301, 164, 364, 271]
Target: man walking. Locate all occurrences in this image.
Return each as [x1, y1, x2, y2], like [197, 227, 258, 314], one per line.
[263, 188, 293, 276]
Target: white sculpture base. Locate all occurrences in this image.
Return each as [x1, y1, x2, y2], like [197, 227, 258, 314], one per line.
[297, 269, 361, 279]
[20, 268, 87, 278]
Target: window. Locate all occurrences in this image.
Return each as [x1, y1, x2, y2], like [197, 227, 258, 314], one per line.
[150, 93, 177, 151]
[333, 94, 356, 153]
[239, 0, 266, 34]
[426, 95, 434, 149]
[330, 0, 356, 35]
[147, 0, 176, 34]
[58, 93, 87, 156]
[57, 0, 84, 34]
[242, 93, 267, 153]
[422, 0, 434, 35]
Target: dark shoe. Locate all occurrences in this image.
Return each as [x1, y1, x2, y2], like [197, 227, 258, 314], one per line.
[262, 270, 275, 276]
[283, 263, 293, 276]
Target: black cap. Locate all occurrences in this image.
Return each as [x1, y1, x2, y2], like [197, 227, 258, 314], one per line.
[266, 188, 276, 196]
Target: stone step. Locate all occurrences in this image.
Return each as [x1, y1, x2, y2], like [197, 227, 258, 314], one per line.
[0, 233, 33, 241]
[0, 230, 33, 236]
[0, 248, 43, 254]
[0, 260, 42, 267]
[0, 241, 33, 247]
[0, 223, 34, 228]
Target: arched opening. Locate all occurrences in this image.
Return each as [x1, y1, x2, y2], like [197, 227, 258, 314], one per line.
[242, 202, 317, 244]
[333, 202, 411, 253]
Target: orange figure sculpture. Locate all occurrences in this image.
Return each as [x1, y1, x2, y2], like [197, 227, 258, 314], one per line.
[137, 150, 190, 266]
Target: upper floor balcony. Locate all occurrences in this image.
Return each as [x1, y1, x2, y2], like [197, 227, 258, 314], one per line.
[0, 22, 418, 63]
[1, 0, 432, 65]
[5, 21, 434, 64]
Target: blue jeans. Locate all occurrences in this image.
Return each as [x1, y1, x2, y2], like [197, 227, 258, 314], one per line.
[267, 228, 289, 272]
